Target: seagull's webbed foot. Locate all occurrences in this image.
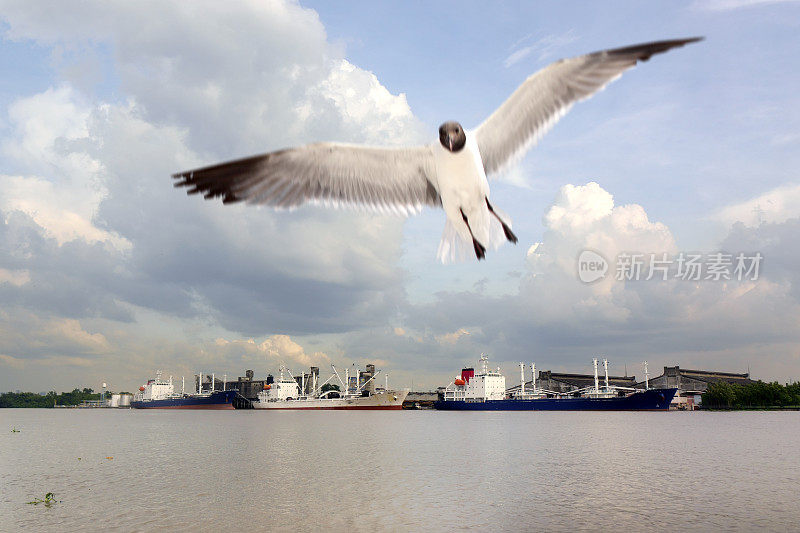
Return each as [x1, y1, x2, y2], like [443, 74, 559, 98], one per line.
[460, 208, 486, 261]
[485, 198, 518, 244]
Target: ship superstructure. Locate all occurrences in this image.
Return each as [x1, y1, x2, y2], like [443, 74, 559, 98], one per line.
[443, 354, 506, 402]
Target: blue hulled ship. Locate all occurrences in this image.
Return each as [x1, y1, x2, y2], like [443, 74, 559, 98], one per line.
[131, 371, 238, 409]
[434, 355, 676, 411]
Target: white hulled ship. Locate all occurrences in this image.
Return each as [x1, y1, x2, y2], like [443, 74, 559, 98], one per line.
[252, 364, 408, 410]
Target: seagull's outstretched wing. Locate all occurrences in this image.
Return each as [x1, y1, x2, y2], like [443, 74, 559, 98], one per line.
[474, 37, 702, 176]
[173, 143, 440, 215]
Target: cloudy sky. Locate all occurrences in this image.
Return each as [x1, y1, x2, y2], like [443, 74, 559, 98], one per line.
[1, 0, 799, 392]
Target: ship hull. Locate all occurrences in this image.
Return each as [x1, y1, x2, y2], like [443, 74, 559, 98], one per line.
[131, 390, 238, 409]
[251, 390, 408, 410]
[434, 388, 677, 411]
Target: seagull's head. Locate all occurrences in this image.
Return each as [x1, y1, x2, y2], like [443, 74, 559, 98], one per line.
[438, 121, 466, 153]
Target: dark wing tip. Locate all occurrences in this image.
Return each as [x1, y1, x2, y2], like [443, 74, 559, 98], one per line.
[172, 173, 189, 188]
[222, 193, 242, 204]
[605, 37, 704, 62]
[169, 152, 273, 202]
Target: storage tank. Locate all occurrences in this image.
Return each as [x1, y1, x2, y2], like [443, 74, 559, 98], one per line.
[108, 393, 121, 408]
[119, 393, 132, 408]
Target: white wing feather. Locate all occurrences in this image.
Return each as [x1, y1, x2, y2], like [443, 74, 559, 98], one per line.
[475, 38, 702, 176]
[173, 143, 441, 215]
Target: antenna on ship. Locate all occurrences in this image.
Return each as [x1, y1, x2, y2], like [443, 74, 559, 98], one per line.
[593, 358, 600, 394]
[519, 362, 525, 398]
[603, 358, 609, 392]
[182, 376, 185, 395]
[643, 361, 650, 390]
[531, 363, 537, 394]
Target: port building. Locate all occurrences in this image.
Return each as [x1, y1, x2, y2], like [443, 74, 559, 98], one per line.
[221, 370, 268, 400]
[635, 366, 755, 409]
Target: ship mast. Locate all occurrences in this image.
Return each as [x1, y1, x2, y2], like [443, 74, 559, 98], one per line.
[330, 364, 347, 391]
[480, 353, 489, 375]
[593, 358, 599, 394]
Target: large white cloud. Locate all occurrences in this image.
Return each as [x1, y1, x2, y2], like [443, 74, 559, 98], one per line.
[530, 182, 676, 294]
[209, 335, 329, 369]
[0, 86, 130, 250]
[0, 0, 428, 152]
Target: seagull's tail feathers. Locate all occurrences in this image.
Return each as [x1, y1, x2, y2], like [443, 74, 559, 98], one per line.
[437, 206, 514, 263]
[437, 219, 475, 264]
[436, 210, 513, 263]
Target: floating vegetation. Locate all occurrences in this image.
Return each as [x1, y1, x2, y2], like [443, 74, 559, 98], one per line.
[106, 456, 113, 460]
[11, 426, 20, 433]
[27, 493, 58, 506]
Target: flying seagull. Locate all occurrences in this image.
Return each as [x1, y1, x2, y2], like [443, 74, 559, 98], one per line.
[173, 37, 701, 262]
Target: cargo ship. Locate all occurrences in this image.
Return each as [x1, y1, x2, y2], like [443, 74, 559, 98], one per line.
[434, 355, 676, 411]
[131, 371, 237, 409]
[250, 364, 408, 410]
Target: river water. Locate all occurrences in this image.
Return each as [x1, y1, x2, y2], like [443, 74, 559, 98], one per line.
[1, 409, 798, 532]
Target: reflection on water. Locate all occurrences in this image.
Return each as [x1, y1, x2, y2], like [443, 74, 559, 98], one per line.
[1, 409, 798, 531]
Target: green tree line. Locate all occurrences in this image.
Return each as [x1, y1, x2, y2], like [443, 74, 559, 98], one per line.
[702, 380, 800, 409]
[0, 388, 101, 408]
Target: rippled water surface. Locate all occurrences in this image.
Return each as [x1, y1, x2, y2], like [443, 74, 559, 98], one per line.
[1, 409, 799, 532]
